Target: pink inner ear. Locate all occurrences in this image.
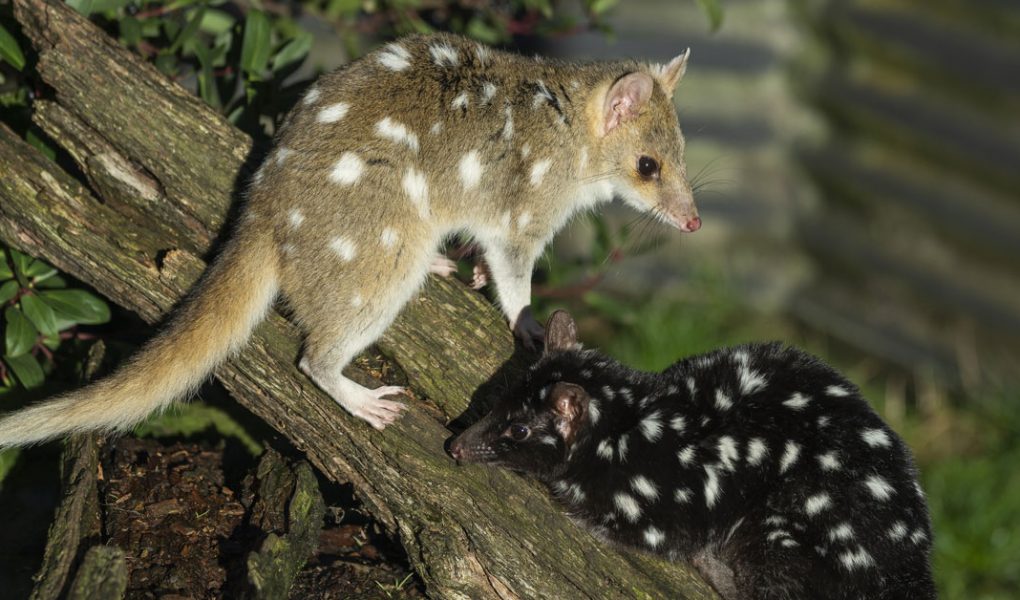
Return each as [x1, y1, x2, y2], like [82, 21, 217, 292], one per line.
[602, 73, 654, 135]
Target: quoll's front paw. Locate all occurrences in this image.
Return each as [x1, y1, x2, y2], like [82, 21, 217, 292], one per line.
[512, 307, 545, 351]
[428, 255, 458, 278]
[471, 262, 489, 290]
[352, 386, 408, 431]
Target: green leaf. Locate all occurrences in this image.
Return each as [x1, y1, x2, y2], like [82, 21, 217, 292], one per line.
[271, 32, 312, 73]
[169, 5, 207, 54]
[466, 18, 501, 45]
[4, 306, 38, 357]
[588, 0, 619, 16]
[7, 248, 31, 288]
[120, 16, 142, 46]
[24, 258, 56, 279]
[0, 280, 18, 304]
[20, 295, 59, 337]
[240, 10, 272, 78]
[694, 0, 724, 32]
[42, 334, 61, 351]
[66, 0, 96, 16]
[35, 274, 67, 289]
[189, 39, 223, 109]
[26, 129, 56, 162]
[199, 9, 235, 36]
[38, 290, 111, 325]
[0, 249, 11, 279]
[0, 23, 26, 71]
[4, 353, 45, 389]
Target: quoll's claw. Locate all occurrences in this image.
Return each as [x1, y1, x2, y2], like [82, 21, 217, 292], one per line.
[355, 386, 408, 430]
[429, 255, 458, 278]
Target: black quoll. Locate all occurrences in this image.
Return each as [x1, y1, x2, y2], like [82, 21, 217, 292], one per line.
[449, 311, 935, 600]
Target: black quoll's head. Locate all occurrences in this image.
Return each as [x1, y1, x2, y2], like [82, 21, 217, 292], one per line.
[593, 51, 700, 233]
[449, 312, 593, 480]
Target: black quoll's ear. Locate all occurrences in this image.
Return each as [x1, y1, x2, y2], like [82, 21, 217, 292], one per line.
[544, 310, 579, 355]
[549, 382, 589, 446]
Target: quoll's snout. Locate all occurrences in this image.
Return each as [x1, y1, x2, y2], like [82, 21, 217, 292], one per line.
[684, 216, 701, 232]
[448, 438, 466, 461]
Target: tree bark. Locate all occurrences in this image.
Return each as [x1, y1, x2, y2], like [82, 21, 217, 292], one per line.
[0, 0, 717, 597]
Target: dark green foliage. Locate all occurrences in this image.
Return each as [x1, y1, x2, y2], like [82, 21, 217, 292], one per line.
[0, 246, 110, 390]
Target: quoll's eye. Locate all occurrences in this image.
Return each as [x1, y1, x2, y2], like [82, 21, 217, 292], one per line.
[637, 156, 660, 179]
[509, 424, 530, 441]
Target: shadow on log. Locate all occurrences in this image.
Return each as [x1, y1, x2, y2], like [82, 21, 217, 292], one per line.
[0, 0, 716, 597]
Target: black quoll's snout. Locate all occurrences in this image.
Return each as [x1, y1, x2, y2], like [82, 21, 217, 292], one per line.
[448, 438, 466, 461]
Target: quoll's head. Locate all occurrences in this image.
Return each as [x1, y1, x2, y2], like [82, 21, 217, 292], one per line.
[449, 312, 593, 479]
[592, 50, 700, 233]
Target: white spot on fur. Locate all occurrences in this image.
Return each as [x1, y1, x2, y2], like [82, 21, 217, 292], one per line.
[805, 493, 832, 516]
[640, 410, 663, 442]
[910, 529, 928, 545]
[458, 150, 483, 190]
[380, 227, 398, 248]
[784, 392, 811, 410]
[517, 211, 531, 230]
[738, 365, 767, 395]
[767, 529, 791, 542]
[351, 294, 363, 308]
[715, 389, 732, 411]
[430, 121, 443, 135]
[532, 80, 553, 108]
[674, 487, 692, 503]
[530, 159, 551, 186]
[669, 414, 686, 432]
[451, 92, 469, 111]
[480, 81, 497, 104]
[781, 539, 799, 548]
[888, 521, 908, 541]
[329, 152, 364, 185]
[817, 451, 841, 471]
[302, 87, 320, 105]
[779, 441, 801, 474]
[861, 428, 892, 448]
[539, 435, 557, 447]
[747, 438, 768, 466]
[501, 106, 515, 141]
[644, 526, 665, 549]
[686, 376, 697, 397]
[402, 168, 430, 218]
[829, 523, 854, 541]
[578, 146, 589, 174]
[864, 475, 895, 500]
[429, 42, 459, 67]
[631, 475, 659, 500]
[275, 147, 293, 166]
[617, 434, 629, 462]
[839, 547, 875, 570]
[378, 43, 411, 71]
[596, 439, 613, 461]
[704, 465, 721, 508]
[317, 102, 350, 123]
[474, 44, 491, 65]
[566, 482, 585, 503]
[765, 515, 786, 527]
[818, 415, 831, 428]
[588, 399, 601, 424]
[329, 236, 357, 262]
[499, 211, 511, 230]
[717, 436, 739, 471]
[827, 384, 850, 397]
[613, 492, 641, 522]
[375, 117, 419, 152]
[288, 209, 304, 228]
[677, 445, 696, 466]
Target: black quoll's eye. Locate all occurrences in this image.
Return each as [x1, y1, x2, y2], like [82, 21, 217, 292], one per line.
[509, 424, 530, 441]
[637, 156, 660, 179]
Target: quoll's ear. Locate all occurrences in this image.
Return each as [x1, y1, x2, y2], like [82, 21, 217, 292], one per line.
[544, 310, 579, 355]
[549, 382, 590, 446]
[653, 48, 690, 99]
[601, 72, 654, 136]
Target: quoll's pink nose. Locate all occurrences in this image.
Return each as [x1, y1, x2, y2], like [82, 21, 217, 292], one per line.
[685, 217, 701, 232]
[449, 440, 465, 461]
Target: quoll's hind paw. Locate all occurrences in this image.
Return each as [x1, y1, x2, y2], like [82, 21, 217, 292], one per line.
[352, 386, 408, 430]
[471, 263, 489, 289]
[512, 308, 545, 351]
[428, 255, 458, 278]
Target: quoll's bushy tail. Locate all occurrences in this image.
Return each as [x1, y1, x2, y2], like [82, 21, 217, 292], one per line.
[0, 227, 279, 448]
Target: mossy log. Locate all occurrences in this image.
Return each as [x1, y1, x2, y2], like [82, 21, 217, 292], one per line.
[0, 0, 716, 597]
